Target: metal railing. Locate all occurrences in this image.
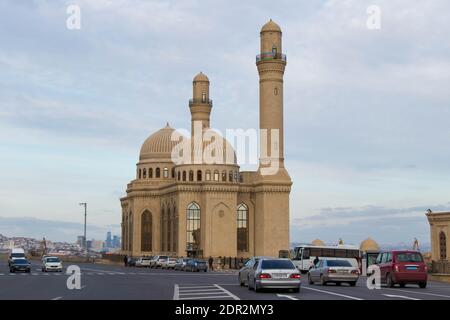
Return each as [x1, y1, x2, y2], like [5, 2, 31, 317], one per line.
[189, 98, 213, 106]
[256, 52, 287, 63]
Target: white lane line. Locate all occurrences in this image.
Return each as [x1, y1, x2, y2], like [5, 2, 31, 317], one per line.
[179, 289, 224, 293]
[383, 288, 450, 299]
[51, 297, 63, 300]
[173, 284, 179, 300]
[276, 294, 299, 300]
[213, 284, 240, 300]
[0, 273, 4, 276]
[179, 292, 228, 296]
[96, 273, 104, 275]
[383, 294, 420, 300]
[32, 273, 39, 276]
[179, 285, 222, 289]
[302, 286, 364, 300]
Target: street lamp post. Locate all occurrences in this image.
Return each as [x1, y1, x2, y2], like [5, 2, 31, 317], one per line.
[79, 202, 87, 258]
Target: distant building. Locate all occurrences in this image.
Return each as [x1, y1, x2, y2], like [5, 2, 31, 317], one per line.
[77, 236, 85, 248]
[105, 232, 112, 248]
[426, 211, 450, 274]
[112, 235, 121, 248]
[91, 240, 105, 252]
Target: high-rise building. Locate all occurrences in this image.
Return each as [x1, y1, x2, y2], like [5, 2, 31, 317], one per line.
[105, 232, 112, 248]
[112, 235, 121, 248]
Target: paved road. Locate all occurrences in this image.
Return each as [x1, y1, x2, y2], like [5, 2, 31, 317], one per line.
[1, 261, 450, 300]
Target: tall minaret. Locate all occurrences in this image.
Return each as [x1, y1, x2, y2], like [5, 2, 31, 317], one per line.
[254, 20, 291, 258]
[189, 72, 212, 136]
[256, 19, 289, 178]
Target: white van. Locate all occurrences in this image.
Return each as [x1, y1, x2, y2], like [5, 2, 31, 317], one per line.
[8, 248, 26, 266]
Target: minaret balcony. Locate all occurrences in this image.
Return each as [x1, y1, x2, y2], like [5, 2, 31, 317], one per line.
[189, 98, 213, 107]
[256, 52, 287, 63]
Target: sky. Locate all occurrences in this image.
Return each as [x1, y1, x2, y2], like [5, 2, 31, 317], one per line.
[0, 0, 449, 245]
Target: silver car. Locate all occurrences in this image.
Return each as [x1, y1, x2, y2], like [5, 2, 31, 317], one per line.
[238, 256, 269, 286]
[307, 259, 359, 286]
[162, 257, 177, 269]
[247, 258, 301, 293]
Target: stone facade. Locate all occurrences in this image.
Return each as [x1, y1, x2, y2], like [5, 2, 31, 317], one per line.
[120, 20, 292, 259]
[426, 211, 450, 273]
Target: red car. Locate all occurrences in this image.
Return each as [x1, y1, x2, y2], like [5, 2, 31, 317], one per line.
[375, 250, 427, 288]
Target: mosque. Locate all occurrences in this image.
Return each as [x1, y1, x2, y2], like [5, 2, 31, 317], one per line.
[120, 20, 292, 259]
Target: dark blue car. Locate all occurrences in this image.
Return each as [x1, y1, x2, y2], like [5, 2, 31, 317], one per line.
[10, 259, 31, 273]
[185, 259, 208, 272]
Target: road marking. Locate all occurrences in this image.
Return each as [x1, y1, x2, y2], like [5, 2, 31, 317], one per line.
[213, 284, 240, 300]
[302, 286, 363, 300]
[383, 294, 420, 300]
[96, 273, 104, 275]
[32, 273, 39, 275]
[383, 288, 450, 299]
[173, 284, 180, 300]
[276, 294, 299, 300]
[51, 297, 63, 300]
[174, 284, 240, 300]
[0, 273, 4, 276]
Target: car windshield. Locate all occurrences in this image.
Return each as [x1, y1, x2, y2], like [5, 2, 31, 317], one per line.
[11, 253, 25, 258]
[396, 253, 423, 262]
[15, 259, 28, 264]
[46, 258, 60, 263]
[326, 260, 352, 267]
[261, 260, 295, 269]
[159, 256, 168, 260]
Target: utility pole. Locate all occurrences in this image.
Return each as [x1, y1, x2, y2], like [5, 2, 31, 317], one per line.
[79, 202, 87, 258]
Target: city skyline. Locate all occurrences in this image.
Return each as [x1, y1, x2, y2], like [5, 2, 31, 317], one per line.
[1, 1, 450, 245]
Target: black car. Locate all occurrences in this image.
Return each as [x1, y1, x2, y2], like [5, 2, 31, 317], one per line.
[10, 259, 31, 273]
[185, 259, 208, 272]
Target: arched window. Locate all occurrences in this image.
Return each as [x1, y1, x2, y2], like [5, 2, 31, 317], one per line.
[149, 168, 153, 178]
[197, 170, 202, 181]
[205, 170, 211, 181]
[141, 211, 152, 252]
[182, 171, 187, 181]
[178, 171, 181, 181]
[163, 167, 169, 178]
[189, 170, 194, 181]
[214, 170, 219, 181]
[237, 204, 248, 252]
[156, 167, 161, 178]
[222, 170, 227, 182]
[171, 167, 175, 178]
[229, 171, 233, 182]
[234, 171, 238, 182]
[440, 231, 447, 260]
[186, 203, 201, 252]
[138, 169, 142, 179]
[143, 168, 147, 179]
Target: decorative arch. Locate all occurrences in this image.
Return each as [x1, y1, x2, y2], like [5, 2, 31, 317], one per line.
[141, 210, 152, 252]
[237, 203, 249, 252]
[440, 231, 447, 260]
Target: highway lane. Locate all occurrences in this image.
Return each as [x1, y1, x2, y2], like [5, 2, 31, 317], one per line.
[1, 261, 450, 300]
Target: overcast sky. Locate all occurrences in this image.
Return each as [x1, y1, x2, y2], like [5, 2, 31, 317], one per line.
[0, 0, 449, 245]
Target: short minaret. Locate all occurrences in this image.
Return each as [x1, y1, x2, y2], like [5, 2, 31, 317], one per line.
[256, 19, 287, 175]
[189, 72, 212, 136]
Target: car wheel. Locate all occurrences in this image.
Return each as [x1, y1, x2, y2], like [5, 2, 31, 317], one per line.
[349, 281, 356, 287]
[254, 280, 260, 292]
[239, 274, 244, 286]
[320, 275, 327, 286]
[308, 273, 314, 285]
[419, 282, 427, 288]
[292, 287, 300, 293]
[386, 273, 395, 288]
[248, 277, 253, 290]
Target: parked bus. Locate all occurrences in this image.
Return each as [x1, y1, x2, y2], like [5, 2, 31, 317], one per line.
[291, 244, 361, 273]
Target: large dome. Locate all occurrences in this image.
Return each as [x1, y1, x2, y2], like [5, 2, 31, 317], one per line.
[311, 239, 325, 246]
[360, 238, 380, 251]
[188, 128, 237, 165]
[139, 123, 180, 161]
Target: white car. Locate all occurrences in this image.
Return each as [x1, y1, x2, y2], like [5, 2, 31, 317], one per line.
[136, 257, 152, 267]
[162, 258, 177, 269]
[42, 256, 63, 272]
